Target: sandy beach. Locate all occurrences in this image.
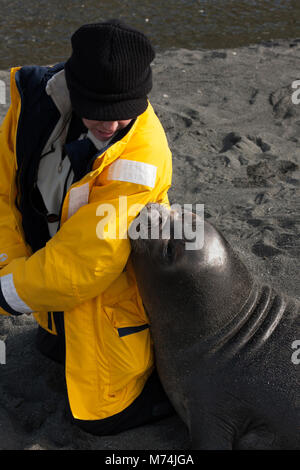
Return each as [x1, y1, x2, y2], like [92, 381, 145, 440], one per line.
[0, 39, 299, 450]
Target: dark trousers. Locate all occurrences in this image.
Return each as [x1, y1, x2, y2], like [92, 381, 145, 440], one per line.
[36, 326, 174, 436]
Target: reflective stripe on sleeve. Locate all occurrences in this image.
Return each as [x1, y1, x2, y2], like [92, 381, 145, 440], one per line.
[67, 182, 90, 219]
[107, 159, 157, 188]
[0, 273, 32, 315]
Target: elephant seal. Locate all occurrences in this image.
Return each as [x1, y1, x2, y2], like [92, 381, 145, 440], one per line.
[129, 203, 300, 450]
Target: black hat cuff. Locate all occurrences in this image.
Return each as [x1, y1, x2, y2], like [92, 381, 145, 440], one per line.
[70, 89, 149, 121]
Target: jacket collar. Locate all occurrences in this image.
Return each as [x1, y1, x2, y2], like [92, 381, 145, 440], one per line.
[45, 69, 71, 118]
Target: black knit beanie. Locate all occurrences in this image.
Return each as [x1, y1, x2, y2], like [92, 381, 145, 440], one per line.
[64, 19, 155, 121]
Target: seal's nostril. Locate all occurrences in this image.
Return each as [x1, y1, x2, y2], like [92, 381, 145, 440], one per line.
[147, 207, 160, 224]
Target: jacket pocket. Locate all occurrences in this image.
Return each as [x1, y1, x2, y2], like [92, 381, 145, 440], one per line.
[117, 323, 149, 337]
[102, 292, 153, 395]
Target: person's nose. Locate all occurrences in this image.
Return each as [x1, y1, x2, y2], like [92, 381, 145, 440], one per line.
[101, 121, 118, 133]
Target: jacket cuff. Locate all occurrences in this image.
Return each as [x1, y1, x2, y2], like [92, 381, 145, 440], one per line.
[0, 274, 32, 316]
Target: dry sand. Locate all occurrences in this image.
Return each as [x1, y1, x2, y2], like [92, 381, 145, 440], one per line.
[0, 39, 299, 450]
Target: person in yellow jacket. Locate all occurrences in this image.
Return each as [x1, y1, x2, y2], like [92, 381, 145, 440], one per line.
[0, 20, 173, 435]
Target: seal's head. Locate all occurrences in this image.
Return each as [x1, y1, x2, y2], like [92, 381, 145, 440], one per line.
[129, 203, 253, 341]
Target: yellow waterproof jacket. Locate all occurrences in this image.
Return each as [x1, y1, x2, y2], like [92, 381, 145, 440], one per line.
[0, 65, 172, 420]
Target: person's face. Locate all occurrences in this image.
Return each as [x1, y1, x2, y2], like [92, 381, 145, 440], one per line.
[82, 118, 132, 141]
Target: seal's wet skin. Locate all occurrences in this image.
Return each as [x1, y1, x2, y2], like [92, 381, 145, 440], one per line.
[129, 203, 300, 450]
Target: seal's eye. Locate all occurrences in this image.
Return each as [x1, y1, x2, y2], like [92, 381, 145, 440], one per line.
[164, 240, 175, 264]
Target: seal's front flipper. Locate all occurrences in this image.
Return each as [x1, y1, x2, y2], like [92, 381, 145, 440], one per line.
[189, 410, 235, 450]
[234, 425, 277, 450]
[189, 403, 277, 450]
